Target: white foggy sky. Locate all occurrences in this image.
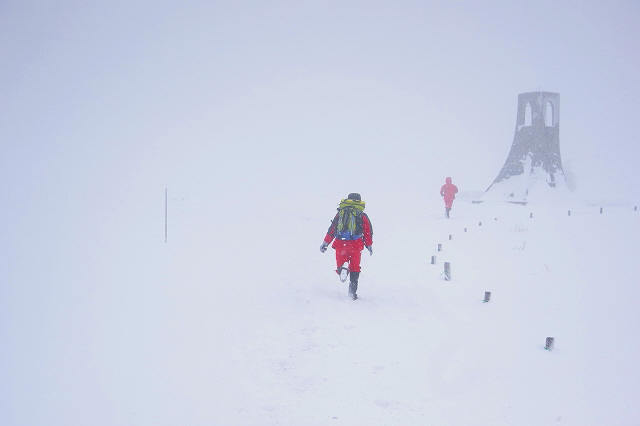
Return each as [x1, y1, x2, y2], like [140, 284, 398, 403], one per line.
[1, 0, 640, 212]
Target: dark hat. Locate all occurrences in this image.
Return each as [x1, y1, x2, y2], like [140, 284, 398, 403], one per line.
[347, 193, 361, 201]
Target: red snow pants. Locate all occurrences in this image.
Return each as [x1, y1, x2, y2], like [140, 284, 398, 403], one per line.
[333, 239, 363, 273]
[444, 197, 455, 209]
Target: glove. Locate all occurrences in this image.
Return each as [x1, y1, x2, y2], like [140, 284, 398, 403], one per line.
[366, 245, 373, 256]
[320, 242, 328, 253]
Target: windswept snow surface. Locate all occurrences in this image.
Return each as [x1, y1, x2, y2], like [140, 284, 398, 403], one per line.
[3, 191, 640, 426]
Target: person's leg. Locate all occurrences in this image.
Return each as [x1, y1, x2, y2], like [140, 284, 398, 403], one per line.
[347, 246, 362, 299]
[348, 247, 362, 273]
[335, 246, 349, 273]
[349, 271, 360, 299]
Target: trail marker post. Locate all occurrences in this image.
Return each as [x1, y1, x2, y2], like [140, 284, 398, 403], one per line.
[544, 337, 555, 351]
[443, 262, 451, 281]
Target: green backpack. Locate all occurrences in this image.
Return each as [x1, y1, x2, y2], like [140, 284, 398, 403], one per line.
[336, 199, 365, 240]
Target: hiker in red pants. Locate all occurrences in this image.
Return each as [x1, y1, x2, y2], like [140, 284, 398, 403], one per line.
[440, 177, 459, 218]
[320, 193, 373, 300]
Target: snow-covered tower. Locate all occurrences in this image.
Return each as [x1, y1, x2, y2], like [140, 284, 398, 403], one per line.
[485, 92, 565, 203]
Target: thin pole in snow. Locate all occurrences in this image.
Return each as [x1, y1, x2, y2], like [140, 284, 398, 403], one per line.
[164, 187, 168, 243]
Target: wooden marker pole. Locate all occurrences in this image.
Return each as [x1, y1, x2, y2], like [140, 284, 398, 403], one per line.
[443, 262, 451, 281]
[544, 337, 555, 351]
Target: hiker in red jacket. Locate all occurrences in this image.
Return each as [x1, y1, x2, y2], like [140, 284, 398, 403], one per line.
[320, 193, 373, 300]
[440, 177, 459, 218]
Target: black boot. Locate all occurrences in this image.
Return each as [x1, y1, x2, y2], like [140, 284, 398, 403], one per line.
[349, 271, 360, 300]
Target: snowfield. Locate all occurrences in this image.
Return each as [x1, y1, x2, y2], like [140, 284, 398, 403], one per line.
[3, 191, 639, 426]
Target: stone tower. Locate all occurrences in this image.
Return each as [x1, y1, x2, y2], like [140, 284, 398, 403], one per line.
[486, 92, 564, 202]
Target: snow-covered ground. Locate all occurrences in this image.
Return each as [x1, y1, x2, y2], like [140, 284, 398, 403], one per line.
[3, 190, 639, 426]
